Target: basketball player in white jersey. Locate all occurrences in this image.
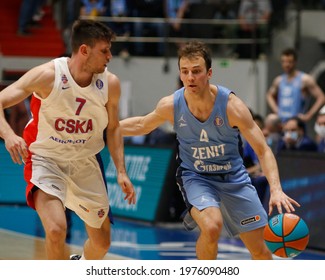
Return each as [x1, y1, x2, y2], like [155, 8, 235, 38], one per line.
[0, 19, 136, 260]
[120, 41, 300, 260]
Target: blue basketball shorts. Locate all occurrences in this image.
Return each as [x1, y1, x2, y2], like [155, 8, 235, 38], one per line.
[176, 167, 268, 237]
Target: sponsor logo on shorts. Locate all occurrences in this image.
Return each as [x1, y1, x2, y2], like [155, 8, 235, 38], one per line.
[79, 204, 89, 213]
[240, 215, 260, 225]
[98, 209, 105, 218]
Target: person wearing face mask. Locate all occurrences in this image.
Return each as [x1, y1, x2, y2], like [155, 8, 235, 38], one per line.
[314, 105, 325, 153]
[279, 116, 318, 151]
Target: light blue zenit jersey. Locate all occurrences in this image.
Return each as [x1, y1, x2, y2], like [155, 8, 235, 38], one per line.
[278, 71, 305, 122]
[173, 85, 245, 175]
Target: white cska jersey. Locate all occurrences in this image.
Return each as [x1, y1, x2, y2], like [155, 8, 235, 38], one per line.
[24, 57, 109, 161]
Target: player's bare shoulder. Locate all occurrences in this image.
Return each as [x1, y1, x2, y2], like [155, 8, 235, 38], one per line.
[21, 61, 55, 99]
[156, 94, 174, 123]
[106, 70, 120, 84]
[301, 72, 316, 88]
[272, 75, 282, 89]
[106, 70, 121, 96]
[227, 93, 252, 127]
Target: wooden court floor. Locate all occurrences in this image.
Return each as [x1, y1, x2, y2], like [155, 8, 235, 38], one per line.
[0, 229, 130, 260]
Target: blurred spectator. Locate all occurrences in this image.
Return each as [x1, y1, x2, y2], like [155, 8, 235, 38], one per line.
[278, 116, 318, 152]
[132, 0, 166, 56]
[236, 0, 272, 59]
[214, 0, 238, 20]
[262, 113, 283, 155]
[266, 48, 325, 124]
[60, 0, 83, 55]
[166, 0, 185, 34]
[166, 0, 187, 49]
[182, 0, 218, 40]
[314, 105, 325, 152]
[213, 0, 239, 57]
[106, 0, 133, 58]
[17, 0, 46, 36]
[269, 0, 289, 29]
[80, 0, 107, 18]
[63, 0, 82, 28]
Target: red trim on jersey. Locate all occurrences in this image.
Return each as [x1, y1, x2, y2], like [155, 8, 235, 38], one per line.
[23, 95, 41, 209]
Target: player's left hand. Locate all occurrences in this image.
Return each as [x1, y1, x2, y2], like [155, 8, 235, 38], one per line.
[117, 172, 136, 205]
[268, 190, 300, 216]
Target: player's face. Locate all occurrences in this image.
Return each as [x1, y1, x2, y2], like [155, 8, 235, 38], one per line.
[87, 40, 112, 73]
[281, 55, 296, 74]
[179, 56, 212, 94]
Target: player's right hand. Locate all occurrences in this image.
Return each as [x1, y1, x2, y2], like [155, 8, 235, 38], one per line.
[5, 135, 28, 164]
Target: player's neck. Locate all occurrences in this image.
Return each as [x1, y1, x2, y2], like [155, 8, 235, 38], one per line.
[286, 69, 298, 79]
[67, 57, 93, 87]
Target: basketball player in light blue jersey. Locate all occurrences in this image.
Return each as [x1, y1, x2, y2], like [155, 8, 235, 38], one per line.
[266, 48, 325, 123]
[120, 41, 300, 260]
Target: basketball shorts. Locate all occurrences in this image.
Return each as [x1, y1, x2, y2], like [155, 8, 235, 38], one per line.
[26, 154, 110, 228]
[176, 167, 268, 237]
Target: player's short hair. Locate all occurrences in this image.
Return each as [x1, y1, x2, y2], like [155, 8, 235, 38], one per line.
[71, 19, 116, 53]
[281, 48, 298, 61]
[178, 41, 212, 71]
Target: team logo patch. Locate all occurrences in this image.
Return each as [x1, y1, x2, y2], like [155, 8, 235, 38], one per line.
[98, 209, 105, 218]
[240, 215, 260, 225]
[61, 74, 68, 84]
[214, 116, 224, 127]
[96, 79, 104, 89]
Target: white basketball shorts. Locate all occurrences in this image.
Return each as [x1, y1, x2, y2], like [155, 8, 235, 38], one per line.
[30, 154, 109, 228]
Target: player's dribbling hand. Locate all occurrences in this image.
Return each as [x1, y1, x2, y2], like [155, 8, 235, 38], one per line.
[5, 134, 28, 164]
[268, 190, 300, 216]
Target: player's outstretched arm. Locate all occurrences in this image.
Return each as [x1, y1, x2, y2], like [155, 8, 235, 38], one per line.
[120, 94, 174, 136]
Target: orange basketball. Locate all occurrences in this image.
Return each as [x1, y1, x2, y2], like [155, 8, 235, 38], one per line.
[264, 213, 309, 258]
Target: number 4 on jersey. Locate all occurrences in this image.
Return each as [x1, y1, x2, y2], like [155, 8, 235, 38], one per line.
[200, 129, 209, 142]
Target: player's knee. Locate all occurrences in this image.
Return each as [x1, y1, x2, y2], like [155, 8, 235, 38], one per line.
[45, 222, 67, 243]
[200, 221, 223, 242]
[92, 234, 111, 252]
